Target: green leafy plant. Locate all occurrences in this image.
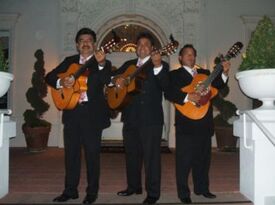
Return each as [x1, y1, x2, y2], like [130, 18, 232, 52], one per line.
[23, 49, 51, 128]
[239, 16, 275, 71]
[0, 43, 8, 72]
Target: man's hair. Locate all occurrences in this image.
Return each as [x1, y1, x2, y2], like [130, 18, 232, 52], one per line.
[75, 27, 96, 43]
[136, 32, 155, 46]
[179, 44, 197, 57]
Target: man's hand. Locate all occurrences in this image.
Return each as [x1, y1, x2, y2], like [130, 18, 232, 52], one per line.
[60, 76, 75, 88]
[151, 50, 162, 67]
[95, 49, 106, 66]
[222, 60, 231, 76]
[114, 76, 128, 89]
[188, 92, 201, 104]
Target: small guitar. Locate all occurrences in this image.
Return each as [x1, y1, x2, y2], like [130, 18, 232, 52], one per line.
[51, 31, 123, 110]
[175, 42, 243, 120]
[106, 35, 179, 110]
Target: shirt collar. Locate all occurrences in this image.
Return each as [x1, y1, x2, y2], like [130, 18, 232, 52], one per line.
[137, 56, 150, 66]
[183, 65, 195, 75]
[79, 54, 93, 64]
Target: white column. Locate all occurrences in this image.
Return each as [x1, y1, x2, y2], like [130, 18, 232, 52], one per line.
[0, 111, 16, 199]
[234, 110, 275, 205]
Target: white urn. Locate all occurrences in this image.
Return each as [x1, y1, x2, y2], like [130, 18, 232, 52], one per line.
[0, 71, 14, 98]
[236, 69, 275, 109]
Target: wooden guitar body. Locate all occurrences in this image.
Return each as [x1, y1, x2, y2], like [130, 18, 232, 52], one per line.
[51, 63, 87, 110]
[175, 73, 218, 120]
[106, 35, 179, 110]
[106, 65, 146, 110]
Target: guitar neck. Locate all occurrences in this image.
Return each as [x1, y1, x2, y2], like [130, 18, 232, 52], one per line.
[73, 56, 96, 79]
[73, 35, 121, 79]
[128, 50, 170, 81]
[203, 54, 231, 87]
[128, 58, 151, 80]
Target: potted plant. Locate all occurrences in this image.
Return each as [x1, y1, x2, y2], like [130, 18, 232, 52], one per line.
[0, 42, 14, 98]
[213, 85, 238, 151]
[236, 16, 275, 109]
[22, 49, 51, 152]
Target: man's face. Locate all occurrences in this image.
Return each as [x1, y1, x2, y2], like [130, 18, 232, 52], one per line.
[179, 48, 196, 68]
[136, 38, 153, 59]
[76, 34, 95, 56]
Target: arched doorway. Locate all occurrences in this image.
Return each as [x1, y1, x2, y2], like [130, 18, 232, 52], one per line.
[98, 16, 171, 144]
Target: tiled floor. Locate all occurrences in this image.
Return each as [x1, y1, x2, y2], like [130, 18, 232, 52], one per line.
[0, 147, 251, 204]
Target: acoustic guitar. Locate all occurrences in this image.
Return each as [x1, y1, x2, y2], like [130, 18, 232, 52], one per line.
[106, 35, 179, 110]
[174, 42, 243, 120]
[51, 31, 123, 110]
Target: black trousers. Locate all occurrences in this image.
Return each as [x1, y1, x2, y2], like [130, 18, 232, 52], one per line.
[175, 125, 212, 198]
[122, 123, 162, 198]
[63, 104, 102, 196]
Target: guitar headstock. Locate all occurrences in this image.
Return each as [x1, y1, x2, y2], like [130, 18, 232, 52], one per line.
[159, 34, 179, 56]
[226, 41, 243, 59]
[100, 30, 126, 54]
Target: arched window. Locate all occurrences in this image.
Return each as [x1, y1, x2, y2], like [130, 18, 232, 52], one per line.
[100, 24, 161, 53]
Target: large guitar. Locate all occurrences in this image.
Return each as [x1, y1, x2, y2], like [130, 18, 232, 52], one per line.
[106, 35, 179, 110]
[175, 42, 243, 120]
[51, 31, 123, 110]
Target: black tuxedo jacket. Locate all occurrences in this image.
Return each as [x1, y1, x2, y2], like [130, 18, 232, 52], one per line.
[45, 54, 111, 129]
[112, 58, 170, 126]
[165, 67, 227, 136]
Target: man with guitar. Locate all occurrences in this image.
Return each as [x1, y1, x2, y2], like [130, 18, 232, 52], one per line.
[113, 32, 170, 204]
[165, 44, 230, 204]
[45, 28, 111, 204]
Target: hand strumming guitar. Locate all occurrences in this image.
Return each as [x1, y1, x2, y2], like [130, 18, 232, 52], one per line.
[60, 76, 75, 88]
[187, 92, 201, 104]
[221, 60, 231, 76]
[114, 76, 128, 89]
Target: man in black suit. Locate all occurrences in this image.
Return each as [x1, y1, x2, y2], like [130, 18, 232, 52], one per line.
[165, 44, 230, 204]
[113, 32, 169, 204]
[45, 28, 111, 204]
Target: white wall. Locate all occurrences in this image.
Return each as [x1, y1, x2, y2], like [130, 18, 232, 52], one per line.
[203, 0, 275, 110]
[0, 0, 61, 146]
[0, 0, 274, 147]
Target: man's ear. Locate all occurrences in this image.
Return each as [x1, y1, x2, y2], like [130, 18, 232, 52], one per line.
[178, 56, 182, 65]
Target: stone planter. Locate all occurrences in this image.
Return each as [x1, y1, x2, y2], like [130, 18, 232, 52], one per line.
[236, 69, 275, 110]
[22, 125, 51, 152]
[215, 126, 237, 152]
[0, 71, 14, 98]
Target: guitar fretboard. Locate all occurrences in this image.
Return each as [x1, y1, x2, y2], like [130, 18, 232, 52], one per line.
[203, 54, 232, 87]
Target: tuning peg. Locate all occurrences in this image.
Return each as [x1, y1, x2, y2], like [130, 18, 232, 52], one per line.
[169, 34, 175, 43]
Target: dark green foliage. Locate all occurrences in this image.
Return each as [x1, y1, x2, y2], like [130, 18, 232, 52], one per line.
[23, 49, 50, 128]
[213, 85, 237, 127]
[239, 16, 275, 71]
[0, 43, 8, 71]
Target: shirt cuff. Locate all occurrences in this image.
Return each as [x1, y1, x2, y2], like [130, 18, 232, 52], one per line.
[98, 65, 104, 70]
[108, 76, 115, 86]
[221, 73, 228, 83]
[153, 65, 163, 75]
[184, 94, 189, 103]
[56, 78, 63, 89]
